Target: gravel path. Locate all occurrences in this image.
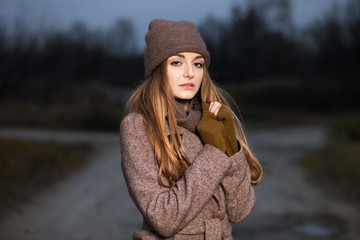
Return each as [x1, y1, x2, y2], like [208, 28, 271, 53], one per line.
[0, 126, 358, 239]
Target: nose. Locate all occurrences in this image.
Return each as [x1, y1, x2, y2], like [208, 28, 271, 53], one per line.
[183, 64, 195, 79]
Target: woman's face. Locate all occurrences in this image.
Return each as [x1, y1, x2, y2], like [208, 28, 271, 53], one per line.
[166, 52, 204, 105]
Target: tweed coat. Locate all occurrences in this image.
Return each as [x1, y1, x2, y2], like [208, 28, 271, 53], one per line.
[119, 101, 256, 240]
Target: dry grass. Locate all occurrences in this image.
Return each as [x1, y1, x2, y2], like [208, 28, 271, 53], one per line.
[0, 138, 91, 217]
[302, 141, 360, 202]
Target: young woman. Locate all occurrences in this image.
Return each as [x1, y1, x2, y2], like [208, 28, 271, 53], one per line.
[120, 19, 263, 240]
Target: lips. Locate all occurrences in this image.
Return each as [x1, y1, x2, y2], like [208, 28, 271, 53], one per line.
[179, 82, 195, 87]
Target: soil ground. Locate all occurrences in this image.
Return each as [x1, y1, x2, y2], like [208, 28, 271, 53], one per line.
[0, 126, 358, 239]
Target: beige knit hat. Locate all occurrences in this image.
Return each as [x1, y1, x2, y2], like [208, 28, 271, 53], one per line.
[144, 19, 210, 79]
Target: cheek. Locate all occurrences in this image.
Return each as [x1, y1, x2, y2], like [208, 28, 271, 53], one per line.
[168, 79, 179, 93]
[166, 69, 177, 91]
[196, 71, 204, 86]
[166, 67, 182, 82]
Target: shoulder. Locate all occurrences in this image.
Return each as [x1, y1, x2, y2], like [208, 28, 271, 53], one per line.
[120, 113, 155, 174]
[120, 112, 147, 140]
[121, 112, 145, 129]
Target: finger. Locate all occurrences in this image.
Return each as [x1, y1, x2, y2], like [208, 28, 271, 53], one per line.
[209, 101, 216, 113]
[213, 102, 221, 116]
[209, 101, 221, 116]
[208, 101, 214, 111]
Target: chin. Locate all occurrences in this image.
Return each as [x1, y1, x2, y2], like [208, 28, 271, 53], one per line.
[176, 93, 197, 100]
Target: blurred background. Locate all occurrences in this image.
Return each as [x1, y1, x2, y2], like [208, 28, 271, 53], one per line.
[0, 0, 359, 239]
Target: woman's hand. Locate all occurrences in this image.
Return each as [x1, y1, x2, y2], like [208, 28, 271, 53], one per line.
[197, 101, 227, 153]
[208, 101, 222, 117]
[197, 101, 238, 156]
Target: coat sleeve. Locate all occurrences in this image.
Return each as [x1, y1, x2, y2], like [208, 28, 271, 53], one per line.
[220, 143, 256, 223]
[119, 113, 233, 237]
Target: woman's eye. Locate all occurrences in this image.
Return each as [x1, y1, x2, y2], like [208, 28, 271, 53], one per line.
[194, 62, 204, 68]
[171, 61, 181, 66]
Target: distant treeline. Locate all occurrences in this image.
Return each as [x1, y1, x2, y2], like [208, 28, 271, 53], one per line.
[0, 18, 143, 92]
[0, 0, 359, 109]
[200, 0, 359, 81]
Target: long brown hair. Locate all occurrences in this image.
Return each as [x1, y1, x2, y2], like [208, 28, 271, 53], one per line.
[126, 60, 263, 187]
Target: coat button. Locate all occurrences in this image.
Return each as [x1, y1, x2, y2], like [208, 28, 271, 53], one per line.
[212, 211, 225, 221]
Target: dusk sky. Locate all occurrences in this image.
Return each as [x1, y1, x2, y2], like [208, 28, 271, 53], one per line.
[0, 0, 349, 48]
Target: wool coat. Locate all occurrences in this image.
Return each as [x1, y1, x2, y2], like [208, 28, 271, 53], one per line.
[119, 100, 256, 240]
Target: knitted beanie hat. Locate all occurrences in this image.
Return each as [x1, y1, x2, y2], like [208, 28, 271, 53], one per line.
[144, 19, 210, 79]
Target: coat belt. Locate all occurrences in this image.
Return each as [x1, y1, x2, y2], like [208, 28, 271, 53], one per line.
[142, 213, 231, 239]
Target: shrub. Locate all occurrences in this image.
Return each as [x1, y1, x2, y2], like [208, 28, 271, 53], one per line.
[328, 115, 360, 141]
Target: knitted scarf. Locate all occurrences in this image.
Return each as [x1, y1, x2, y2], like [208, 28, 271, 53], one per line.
[173, 97, 202, 133]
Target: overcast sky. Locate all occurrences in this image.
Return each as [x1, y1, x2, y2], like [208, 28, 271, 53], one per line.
[0, 0, 349, 48]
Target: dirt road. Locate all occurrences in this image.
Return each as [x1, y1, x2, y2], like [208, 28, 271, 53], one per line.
[0, 126, 358, 239]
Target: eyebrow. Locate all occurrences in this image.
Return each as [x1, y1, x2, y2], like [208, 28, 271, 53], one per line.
[173, 54, 204, 60]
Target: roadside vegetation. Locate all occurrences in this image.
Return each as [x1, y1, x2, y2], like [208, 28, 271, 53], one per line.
[302, 115, 360, 202]
[0, 138, 92, 217]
